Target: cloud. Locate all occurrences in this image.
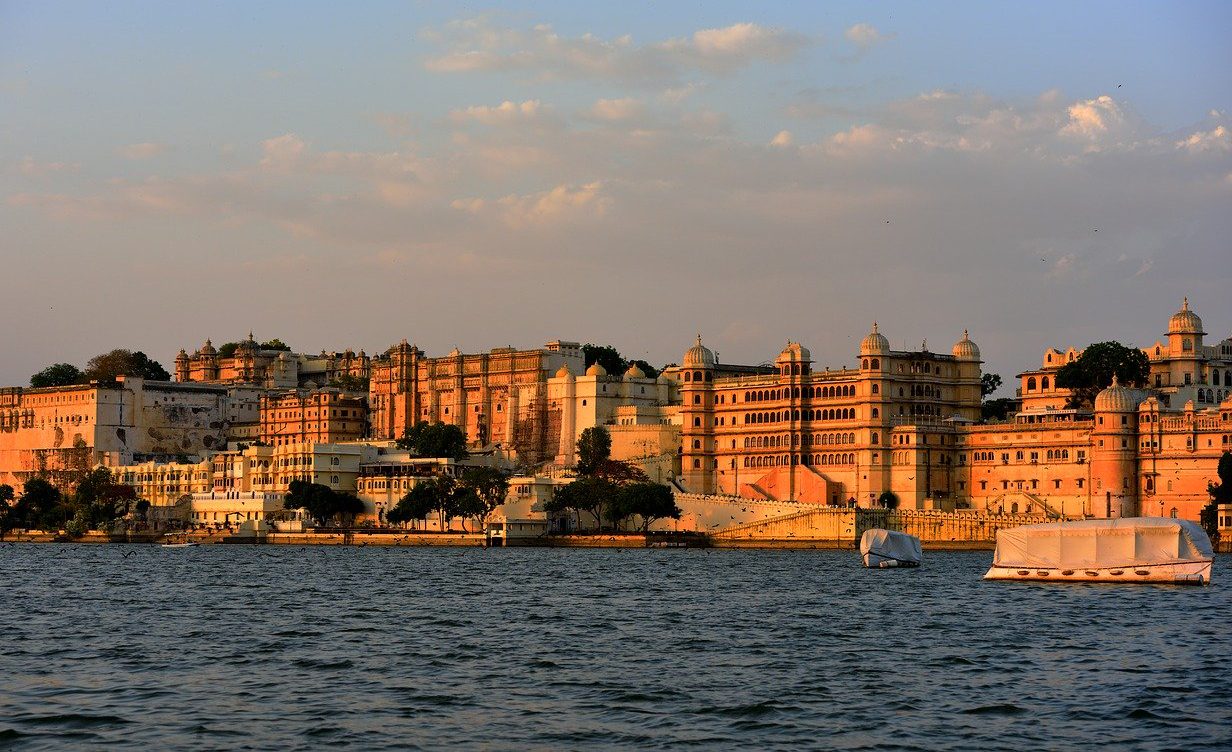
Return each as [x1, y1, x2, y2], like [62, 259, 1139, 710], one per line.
[586, 97, 645, 122]
[1060, 95, 1125, 139]
[844, 23, 893, 49]
[259, 133, 306, 169]
[118, 142, 167, 160]
[496, 181, 609, 227]
[1176, 125, 1230, 153]
[770, 130, 794, 147]
[451, 99, 550, 126]
[16, 156, 79, 177]
[424, 18, 809, 83]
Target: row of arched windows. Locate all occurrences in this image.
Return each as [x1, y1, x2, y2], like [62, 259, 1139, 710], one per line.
[683, 370, 713, 382]
[743, 454, 856, 468]
[743, 408, 857, 424]
[1196, 389, 1226, 403]
[1026, 376, 1052, 392]
[743, 384, 855, 402]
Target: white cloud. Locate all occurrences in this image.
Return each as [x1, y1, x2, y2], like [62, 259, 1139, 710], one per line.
[118, 142, 167, 160]
[1176, 125, 1230, 153]
[587, 97, 645, 121]
[1061, 95, 1124, 139]
[844, 23, 893, 49]
[259, 133, 306, 169]
[17, 156, 79, 176]
[770, 130, 794, 147]
[497, 181, 609, 227]
[451, 99, 547, 125]
[424, 18, 809, 83]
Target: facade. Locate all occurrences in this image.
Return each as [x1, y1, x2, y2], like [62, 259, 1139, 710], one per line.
[367, 340, 585, 464]
[175, 334, 370, 389]
[0, 376, 230, 488]
[208, 441, 378, 496]
[259, 389, 368, 446]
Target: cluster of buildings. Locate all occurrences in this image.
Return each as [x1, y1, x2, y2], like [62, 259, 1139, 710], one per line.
[1, 299, 1230, 532]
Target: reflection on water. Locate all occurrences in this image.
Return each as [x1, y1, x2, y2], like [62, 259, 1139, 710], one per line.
[0, 545, 1229, 750]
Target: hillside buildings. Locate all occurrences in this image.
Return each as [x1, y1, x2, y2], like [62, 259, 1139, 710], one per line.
[1, 298, 1229, 527]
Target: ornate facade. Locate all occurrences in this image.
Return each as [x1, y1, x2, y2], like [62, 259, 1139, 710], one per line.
[259, 389, 368, 446]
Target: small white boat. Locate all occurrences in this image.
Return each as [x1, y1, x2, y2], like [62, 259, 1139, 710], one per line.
[160, 542, 200, 548]
[860, 529, 923, 568]
[984, 517, 1213, 585]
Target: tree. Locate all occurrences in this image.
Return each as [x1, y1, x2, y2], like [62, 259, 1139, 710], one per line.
[614, 482, 681, 532]
[134, 499, 151, 524]
[83, 349, 171, 382]
[284, 480, 363, 526]
[1055, 341, 1151, 410]
[549, 476, 619, 531]
[576, 426, 612, 475]
[73, 468, 138, 528]
[21, 478, 64, 531]
[0, 484, 14, 539]
[981, 398, 1016, 421]
[592, 459, 650, 485]
[981, 373, 1002, 398]
[389, 485, 437, 529]
[626, 359, 660, 379]
[878, 491, 900, 510]
[461, 467, 510, 530]
[260, 338, 292, 352]
[583, 344, 626, 376]
[30, 363, 84, 388]
[329, 374, 369, 393]
[217, 342, 241, 358]
[396, 422, 468, 459]
[1200, 451, 1232, 540]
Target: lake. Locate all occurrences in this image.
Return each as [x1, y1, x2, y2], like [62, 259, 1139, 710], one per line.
[1, 544, 1229, 750]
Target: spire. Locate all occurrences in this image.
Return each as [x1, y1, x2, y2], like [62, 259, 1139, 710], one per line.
[872, 321, 879, 334]
[962, 329, 969, 340]
[1111, 374, 1120, 387]
[696, 333, 703, 346]
[1182, 296, 1189, 311]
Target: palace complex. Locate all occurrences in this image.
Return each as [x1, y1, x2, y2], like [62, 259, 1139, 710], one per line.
[1, 299, 1230, 528]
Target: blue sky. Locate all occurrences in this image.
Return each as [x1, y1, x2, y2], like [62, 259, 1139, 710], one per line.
[2, 1, 1229, 388]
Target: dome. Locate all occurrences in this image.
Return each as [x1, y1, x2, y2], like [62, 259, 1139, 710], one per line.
[1094, 375, 1140, 413]
[175, 349, 189, 361]
[624, 363, 646, 379]
[860, 322, 889, 356]
[776, 341, 811, 363]
[585, 362, 607, 377]
[236, 333, 258, 354]
[1168, 297, 1204, 334]
[199, 339, 217, 355]
[682, 335, 715, 369]
[951, 330, 980, 360]
[555, 364, 574, 379]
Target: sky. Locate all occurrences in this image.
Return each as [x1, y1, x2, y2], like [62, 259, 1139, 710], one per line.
[2, 1, 1230, 392]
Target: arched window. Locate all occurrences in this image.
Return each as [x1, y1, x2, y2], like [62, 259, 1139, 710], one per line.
[1042, 377, 1050, 390]
[871, 358, 879, 369]
[871, 432, 879, 443]
[1027, 377, 1037, 391]
[863, 358, 869, 369]
[871, 384, 879, 394]
[684, 372, 691, 382]
[872, 408, 879, 418]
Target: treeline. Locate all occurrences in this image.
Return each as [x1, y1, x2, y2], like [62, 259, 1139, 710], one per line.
[386, 467, 509, 531]
[0, 469, 145, 537]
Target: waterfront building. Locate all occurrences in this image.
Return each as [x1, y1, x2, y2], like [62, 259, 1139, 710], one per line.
[111, 458, 213, 525]
[0, 376, 231, 489]
[259, 389, 368, 446]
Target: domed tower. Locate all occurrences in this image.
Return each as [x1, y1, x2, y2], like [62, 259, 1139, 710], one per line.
[860, 322, 889, 370]
[174, 349, 190, 382]
[950, 330, 984, 420]
[680, 335, 716, 493]
[553, 363, 578, 466]
[198, 339, 219, 380]
[1090, 376, 1142, 518]
[775, 341, 812, 379]
[1166, 297, 1205, 389]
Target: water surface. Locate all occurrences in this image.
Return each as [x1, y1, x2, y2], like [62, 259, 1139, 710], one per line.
[1, 545, 1228, 750]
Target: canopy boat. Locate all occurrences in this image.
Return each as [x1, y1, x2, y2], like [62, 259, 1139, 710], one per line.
[984, 517, 1213, 585]
[860, 529, 923, 568]
[160, 542, 199, 548]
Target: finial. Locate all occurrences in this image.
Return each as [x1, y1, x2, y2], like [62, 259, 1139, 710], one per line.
[696, 333, 702, 346]
[962, 329, 969, 340]
[1111, 374, 1119, 387]
[872, 321, 878, 334]
[248, 331, 255, 341]
[1182, 296, 1188, 311]
[922, 338, 928, 351]
[205, 338, 212, 346]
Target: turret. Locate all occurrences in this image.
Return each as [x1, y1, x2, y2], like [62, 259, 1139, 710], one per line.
[1090, 376, 1143, 518]
[680, 335, 716, 493]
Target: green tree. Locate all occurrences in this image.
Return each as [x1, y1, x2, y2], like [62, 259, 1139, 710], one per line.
[576, 426, 612, 475]
[0, 484, 15, 539]
[981, 373, 1002, 397]
[260, 338, 292, 352]
[583, 344, 627, 376]
[284, 480, 363, 526]
[1055, 341, 1151, 410]
[217, 342, 241, 358]
[396, 422, 469, 459]
[592, 459, 649, 485]
[329, 374, 369, 392]
[1200, 451, 1232, 540]
[981, 398, 1016, 421]
[21, 477, 65, 531]
[134, 499, 151, 523]
[30, 363, 84, 388]
[615, 482, 682, 532]
[549, 476, 619, 531]
[389, 485, 438, 529]
[83, 349, 171, 382]
[73, 468, 138, 527]
[461, 467, 510, 530]
[626, 359, 660, 379]
[878, 491, 900, 510]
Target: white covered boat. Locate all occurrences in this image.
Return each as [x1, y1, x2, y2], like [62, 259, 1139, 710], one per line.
[860, 529, 923, 568]
[984, 517, 1214, 585]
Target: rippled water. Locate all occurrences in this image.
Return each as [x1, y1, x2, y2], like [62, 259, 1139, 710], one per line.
[0, 544, 1229, 750]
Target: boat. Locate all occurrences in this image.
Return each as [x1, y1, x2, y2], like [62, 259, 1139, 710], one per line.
[160, 542, 200, 548]
[984, 517, 1214, 585]
[860, 528, 923, 568]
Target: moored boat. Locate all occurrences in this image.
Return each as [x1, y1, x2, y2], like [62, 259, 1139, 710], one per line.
[860, 528, 923, 568]
[160, 542, 200, 548]
[984, 517, 1213, 585]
